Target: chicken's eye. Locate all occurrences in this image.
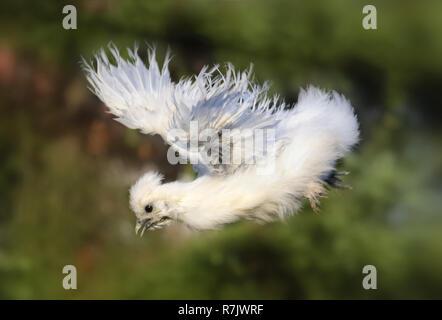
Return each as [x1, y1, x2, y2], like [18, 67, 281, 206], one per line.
[145, 204, 153, 213]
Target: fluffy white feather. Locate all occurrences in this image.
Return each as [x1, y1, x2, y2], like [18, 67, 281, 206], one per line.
[83, 45, 359, 232]
[83, 44, 286, 176]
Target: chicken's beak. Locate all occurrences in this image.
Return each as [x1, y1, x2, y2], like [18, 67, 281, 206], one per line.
[135, 218, 150, 236]
[135, 220, 142, 235]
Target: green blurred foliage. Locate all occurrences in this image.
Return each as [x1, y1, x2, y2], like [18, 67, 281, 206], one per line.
[0, 0, 441, 299]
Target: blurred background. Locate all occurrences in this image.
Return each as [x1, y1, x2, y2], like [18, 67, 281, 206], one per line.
[0, 0, 441, 299]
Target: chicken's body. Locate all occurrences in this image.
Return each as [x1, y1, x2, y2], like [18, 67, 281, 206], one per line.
[83, 45, 359, 233]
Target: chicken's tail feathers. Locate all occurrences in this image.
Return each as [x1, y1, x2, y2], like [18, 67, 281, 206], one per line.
[276, 86, 359, 212]
[283, 85, 360, 157]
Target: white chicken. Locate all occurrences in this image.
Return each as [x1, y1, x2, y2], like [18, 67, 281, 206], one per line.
[82, 45, 359, 234]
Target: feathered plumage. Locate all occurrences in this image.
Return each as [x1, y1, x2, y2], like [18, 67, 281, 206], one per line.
[82, 44, 359, 233]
